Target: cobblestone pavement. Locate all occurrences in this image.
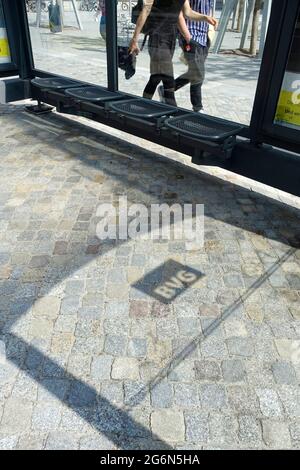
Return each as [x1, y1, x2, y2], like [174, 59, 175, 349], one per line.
[0, 101, 300, 450]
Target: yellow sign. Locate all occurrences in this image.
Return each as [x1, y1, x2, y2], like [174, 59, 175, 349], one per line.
[0, 37, 9, 57]
[275, 72, 300, 129]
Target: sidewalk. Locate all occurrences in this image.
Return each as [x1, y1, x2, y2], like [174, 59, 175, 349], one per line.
[0, 101, 299, 450]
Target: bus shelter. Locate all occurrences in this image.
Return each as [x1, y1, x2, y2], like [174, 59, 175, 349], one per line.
[0, 0, 299, 196]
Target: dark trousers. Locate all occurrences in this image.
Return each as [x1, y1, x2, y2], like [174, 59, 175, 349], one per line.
[144, 74, 177, 106]
[143, 31, 177, 107]
[175, 42, 208, 111]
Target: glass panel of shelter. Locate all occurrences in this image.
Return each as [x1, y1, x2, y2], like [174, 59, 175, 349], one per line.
[26, 0, 107, 86]
[25, 0, 274, 127]
[117, 0, 273, 126]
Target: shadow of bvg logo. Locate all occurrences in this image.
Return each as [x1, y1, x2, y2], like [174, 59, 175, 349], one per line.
[133, 259, 204, 304]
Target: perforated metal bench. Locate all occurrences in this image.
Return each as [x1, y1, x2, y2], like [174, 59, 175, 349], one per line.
[109, 98, 178, 119]
[65, 86, 123, 103]
[31, 77, 84, 90]
[164, 113, 245, 161]
[165, 113, 244, 142]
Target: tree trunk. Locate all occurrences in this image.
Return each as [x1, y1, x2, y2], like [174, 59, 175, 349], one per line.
[249, 0, 262, 56]
[237, 0, 245, 33]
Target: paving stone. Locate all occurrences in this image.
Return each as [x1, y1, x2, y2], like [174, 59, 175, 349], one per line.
[0, 399, 33, 434]
[128, 338, 147, 358]
[32, 404, 62, 431]
[271, 361, 297, 385]
[80, 434, 116, 450]
[278, 387, 300, 419]
[104, 335, 127, 356]
[174, 383, 199, 407]
[91, 355, 113, 382]
[238, 415, 262, 443]
[150, 381, 173, 408]
[0, 435, 18, 450]
[124, 381, 148, 407]
[156, 317, 178, 339]
[224, 320, 248, 338]
[45, 432, 79, 450]
[38, 378, 70, 402]
[168, 360, 195, 382]
[65, 280, 85, 295]
[194, 360, 222, 381]
[262, 421, 291, 449]
[129, 301, 151, 318]
[289, 422, 300, 445]
[17, 433, 47, 450]
[11, 372, 38, 400]
[274, 339, 300, 364]
[222, 359, 246, 383]
[151, 410, 185, 442]
[67, 382, 97, 407]
[185, 412, 209, 443]
[100, 382, 124, 405]
[199, 384, 227, 410]
[227, 386, 260, 415]
[256, 389, 283, 418]
[105, 301, 129, 318]
[209, 413, 238, 446]
[60, 296, 81, 315]
[226, 337, 254, 357]
[59, 407, 94, 434]
[111, 357, 140, 381]
[103, 318, 129, 336]
[177, 317, 201, 336]
[29, 255, 50, 268]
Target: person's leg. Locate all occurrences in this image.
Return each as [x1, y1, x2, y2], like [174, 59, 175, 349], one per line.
[190, 45, 208, 112]
[143, 34, 162, 99]
[100, 16, 106, 41]
[174, 50, 193, 92]
[161, 75, 177, 106]
[159, 34, 177, 106]
[143, 74, 163, 99]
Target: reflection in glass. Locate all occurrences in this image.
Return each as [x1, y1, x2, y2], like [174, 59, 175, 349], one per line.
[27, 0, 107, 86]
[119, 0, 272, 125]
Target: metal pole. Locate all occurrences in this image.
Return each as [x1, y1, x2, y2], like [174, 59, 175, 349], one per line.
[231, 1, 239, 29]
[211, 0, 238, 54]
[258, 0, 272, 58]
[240, 0, 255, 49]
[106, 0, 118, 91]
[57, 0, 64, 28]
[71, 0, 83, 30]
[212, 0, 217, 16]
[36, 0, 42, 27]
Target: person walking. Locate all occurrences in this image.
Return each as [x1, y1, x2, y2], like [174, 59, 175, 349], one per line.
[95, 0, 106, 40]
[173, 0, 215, 112]
[129, 0, 217, 107]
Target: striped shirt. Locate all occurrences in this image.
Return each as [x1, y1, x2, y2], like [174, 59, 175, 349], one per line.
[186, 0, 214, 47]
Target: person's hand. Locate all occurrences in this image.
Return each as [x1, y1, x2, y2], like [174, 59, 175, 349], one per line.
[205, 16, 218, 29]
[184, 32, 192, 44]
[129, 38, 140, 55]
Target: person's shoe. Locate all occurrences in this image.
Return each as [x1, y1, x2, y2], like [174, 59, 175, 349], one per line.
[158, 85, 165, 103]
[194, 108, 204, 113]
